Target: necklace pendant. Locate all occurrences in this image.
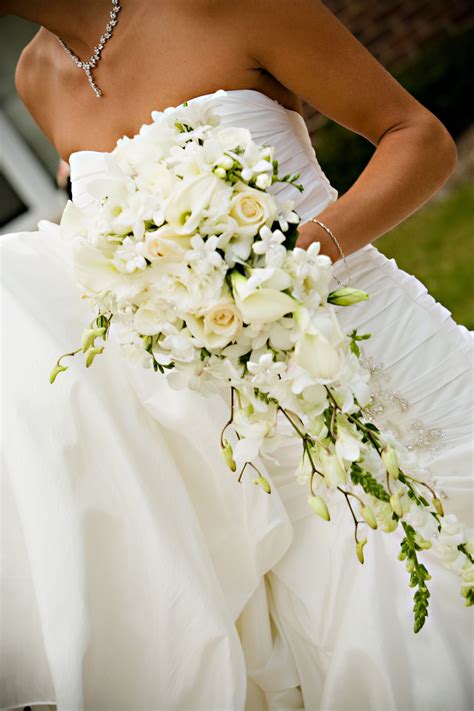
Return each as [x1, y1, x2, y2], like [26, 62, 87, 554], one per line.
[57, 0, 121, 98]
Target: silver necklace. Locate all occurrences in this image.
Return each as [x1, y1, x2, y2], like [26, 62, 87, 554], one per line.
[57, 0, 122, 98]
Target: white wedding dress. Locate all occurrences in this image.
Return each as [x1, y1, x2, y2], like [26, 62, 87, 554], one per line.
[1, 89, 473, 711]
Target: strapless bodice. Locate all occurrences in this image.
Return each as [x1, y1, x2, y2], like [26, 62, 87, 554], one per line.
[68, 88, 338, 226]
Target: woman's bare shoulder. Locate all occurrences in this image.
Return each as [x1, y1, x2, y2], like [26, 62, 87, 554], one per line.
[15, 28, 57, 136]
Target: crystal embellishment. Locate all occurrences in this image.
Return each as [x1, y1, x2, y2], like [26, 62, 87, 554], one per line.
[360, 354, 445, 459]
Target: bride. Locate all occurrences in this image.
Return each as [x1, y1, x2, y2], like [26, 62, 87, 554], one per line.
[1, 1, 472, 710]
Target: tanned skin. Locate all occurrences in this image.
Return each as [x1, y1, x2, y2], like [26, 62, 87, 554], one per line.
[3, 0, 458, 261]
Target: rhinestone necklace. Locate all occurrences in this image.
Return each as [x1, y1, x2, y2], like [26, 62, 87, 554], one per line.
[57, 0, 122, 98]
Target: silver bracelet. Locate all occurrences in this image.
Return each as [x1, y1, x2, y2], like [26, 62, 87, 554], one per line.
[310, 217, 352, 288]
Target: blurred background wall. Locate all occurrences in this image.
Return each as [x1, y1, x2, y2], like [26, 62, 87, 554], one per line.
[0, 1, 473, 324]
[0, 15, 65, 233]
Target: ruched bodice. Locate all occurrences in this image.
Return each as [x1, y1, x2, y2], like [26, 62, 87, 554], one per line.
[68, 88, 338, 222]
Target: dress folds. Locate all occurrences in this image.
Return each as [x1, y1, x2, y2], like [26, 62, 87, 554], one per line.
[1, 88, 472, 711]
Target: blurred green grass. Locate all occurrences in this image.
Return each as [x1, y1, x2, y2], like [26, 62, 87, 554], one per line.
[375, 181, 474, 329]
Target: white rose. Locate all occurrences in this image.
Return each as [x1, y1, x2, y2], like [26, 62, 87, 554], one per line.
[216, 127, 253, 152]
[133, 302, 166, 336]
[135, 162, 178, 198]
[186, 299, 243, 349]
[229, 182, 277, 238]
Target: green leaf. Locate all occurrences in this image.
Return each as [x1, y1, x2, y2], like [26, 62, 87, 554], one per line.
[350, 340, 360, 357]
[283, 221, 299, 251]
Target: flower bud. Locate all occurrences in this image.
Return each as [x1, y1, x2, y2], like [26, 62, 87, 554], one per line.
[220, 155, 234, 170]
[85, 345, 104, 368]
[253, 476, 271, 494]
[356, 537, 368, 564]
[327, 288, 369, 306]
[255, 173, 271, 190]
[414, 532, 432, 550]
[405, 557, 415, 573]
[81, 327, 106, 353]
[49, 363, 68, 384]
[382, 446, 399, 479]
[307, 495, 331, 521]
[383, 517, 399, 533]
[390, 492, 403, 518]
[221, 440, 237, 472]
[360, 505, 378, 530]
[432, 496, 444, 516]
[465, 541, 474, 556]
[213, 166, 227, 179]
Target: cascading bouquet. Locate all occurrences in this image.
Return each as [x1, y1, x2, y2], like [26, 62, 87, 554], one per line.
[51, 89, 473, 632]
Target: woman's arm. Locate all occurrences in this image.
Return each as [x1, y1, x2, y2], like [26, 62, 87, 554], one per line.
[242, 0, 458, 261]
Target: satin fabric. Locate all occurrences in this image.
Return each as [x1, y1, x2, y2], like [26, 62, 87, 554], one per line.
[1, 89, 473, 711]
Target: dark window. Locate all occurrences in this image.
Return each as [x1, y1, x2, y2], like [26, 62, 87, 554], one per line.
[0, 170, 27, 227]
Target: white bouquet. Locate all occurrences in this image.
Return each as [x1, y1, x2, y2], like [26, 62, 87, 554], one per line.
[52, 89, 473, 632]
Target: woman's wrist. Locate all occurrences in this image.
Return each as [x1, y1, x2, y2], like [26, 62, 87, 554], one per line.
[295, 218, 341, 263]
[295, 216, 353, 287]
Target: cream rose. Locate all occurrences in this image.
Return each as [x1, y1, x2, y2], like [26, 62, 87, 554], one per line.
[133, 302, 165, 336]
[186, 300, 243, 349]
[229, 183, 277, 238]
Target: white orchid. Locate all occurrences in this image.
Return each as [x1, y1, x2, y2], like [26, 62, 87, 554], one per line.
[334, 416, 363, 464]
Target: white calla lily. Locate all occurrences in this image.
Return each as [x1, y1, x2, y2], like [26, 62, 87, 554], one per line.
[165, 174, 220, 234]
[231, 272, 296, 324]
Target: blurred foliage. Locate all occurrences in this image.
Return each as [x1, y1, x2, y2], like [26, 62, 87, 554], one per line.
[376, 181, 474, 329]
[316, 25, 474, 194]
